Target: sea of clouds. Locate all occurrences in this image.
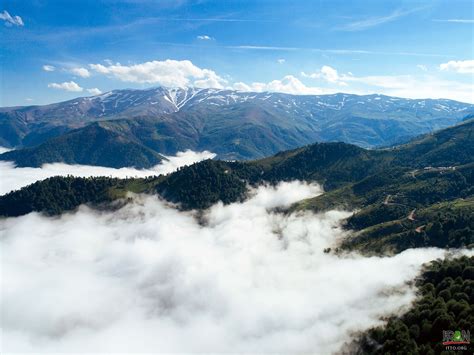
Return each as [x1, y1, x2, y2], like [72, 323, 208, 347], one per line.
[1, 178, 462, 353]
[0, 149, 216, 195]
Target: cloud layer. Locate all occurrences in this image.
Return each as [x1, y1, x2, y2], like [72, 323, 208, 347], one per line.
[0, 150, 215, 195]
[0, 180, 455, 353]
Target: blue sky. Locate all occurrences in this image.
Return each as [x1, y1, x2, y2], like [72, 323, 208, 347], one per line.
[1, 0, 473, 106]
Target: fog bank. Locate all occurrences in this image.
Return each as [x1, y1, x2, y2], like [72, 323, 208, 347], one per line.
[0, 181, 457, 353]
[0, 149, 215, 195]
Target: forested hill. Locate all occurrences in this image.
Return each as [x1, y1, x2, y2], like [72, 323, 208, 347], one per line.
[353, 256, 474, 354]
[1, 120, 472, 223]
[0, 123, 165, 168]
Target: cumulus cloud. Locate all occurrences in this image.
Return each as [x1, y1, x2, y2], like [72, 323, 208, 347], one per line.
[233, 75, 333, 95]
[439, 59, 474, 74]
[301, 65, 474, 103]
[42, 65, 55, 72]
[89, 59, 227, 88]
[71, 67, 91, 78]
[0, 10, 24, 27]
[47, 81, 83, 92]
[277, 58, 285, 64]
[197, 35, 213, 40]
[0, 150, 215, 195]
[1, 180, 461, 353]
[87, 87, 102, 95]
[302, 65, 348, 86]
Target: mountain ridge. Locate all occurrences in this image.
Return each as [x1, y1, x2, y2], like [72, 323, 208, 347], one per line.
[1, 87, 472, 166]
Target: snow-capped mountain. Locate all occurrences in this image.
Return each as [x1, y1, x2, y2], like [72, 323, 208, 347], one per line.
[1, 87, 472, 161]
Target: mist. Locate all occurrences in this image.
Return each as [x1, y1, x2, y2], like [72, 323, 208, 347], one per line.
[0, 150, 215, 195]
[0, 181, 462, 354]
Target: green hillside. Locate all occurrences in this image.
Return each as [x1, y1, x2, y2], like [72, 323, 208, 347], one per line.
[354, 256, 474, 354]
[0, 123, 165, 168]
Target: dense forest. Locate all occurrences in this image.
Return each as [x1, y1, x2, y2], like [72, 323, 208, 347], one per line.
[0, 176, 124, 216]
[354, 256, 474, 354]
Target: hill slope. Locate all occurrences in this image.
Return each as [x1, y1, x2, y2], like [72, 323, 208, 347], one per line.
[354, 256, 474, 354]
[0, 123, 165, 168]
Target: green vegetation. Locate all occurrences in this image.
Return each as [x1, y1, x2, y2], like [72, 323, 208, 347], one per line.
[342, 198, 474, 255]
[0, 176, 124, 216]
[0, 123, 165, 168]
[355, 256, 474, 354]
[332, 164, 474, 254]
[155, 160, 249, 210]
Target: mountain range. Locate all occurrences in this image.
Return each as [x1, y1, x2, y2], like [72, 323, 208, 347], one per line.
[1, 87, 473, 167]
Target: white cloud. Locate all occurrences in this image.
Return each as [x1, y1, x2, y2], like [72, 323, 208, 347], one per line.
[277, 58, 285, 64]
[338, 8, 422, 31]
[300, 65, 474, 103]
[344, 73, 474, 103]
[416, 64, 428, 72]
[1, 179, 461, 353]
[231, 81, 252, 91]
[302, 65, 348, 86]
[433, 19, 474, 24]
[42, 65, 55, 72]
[0, 10, 24, 27]
[89, 59, 227, 88]
[25, 98, 33, 102]
[197, 35, 213, 40]
[71, 67, 91, 78]
[0, 150, 215, 195]
[233, 75, 333, 95]
[87, 88, 102, 95]
[263, 75, 325, 94]
[439, 60, 474, 74]
[47, 81, 83, 92]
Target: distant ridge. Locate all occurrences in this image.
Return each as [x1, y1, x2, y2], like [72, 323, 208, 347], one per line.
[1, 87, 472, 166]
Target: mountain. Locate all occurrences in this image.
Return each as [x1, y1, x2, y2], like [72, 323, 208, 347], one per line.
[1, 87, 472, 167]
[0, 122, 165, 168]
[2, 120, 473, 254]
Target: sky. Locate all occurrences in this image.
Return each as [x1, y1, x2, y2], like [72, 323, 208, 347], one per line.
[1, 0, 473, 106]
